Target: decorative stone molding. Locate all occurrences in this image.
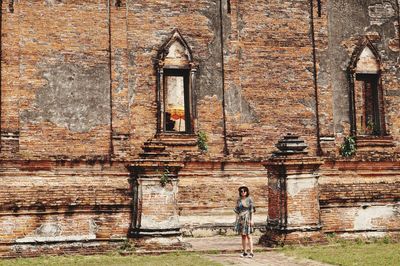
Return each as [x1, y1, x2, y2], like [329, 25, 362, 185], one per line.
[155, 29, 197, 134]
[260, 134, 324, 246]
[128, 161, 183, 237]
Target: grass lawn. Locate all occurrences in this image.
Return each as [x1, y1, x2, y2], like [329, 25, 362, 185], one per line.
[281, 239, 400, 266]
[1, 239, 399, 266]
[0, 252, 222, 266]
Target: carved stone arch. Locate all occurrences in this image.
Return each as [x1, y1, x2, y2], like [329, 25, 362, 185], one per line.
[349, 38, 381, 74]
[156, 29, 197, 134]
[348, 38, 386, 136]
[157, 29, 194, 67]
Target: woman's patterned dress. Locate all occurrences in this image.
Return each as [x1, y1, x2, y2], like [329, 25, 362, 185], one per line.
[234, 197, 255, 235]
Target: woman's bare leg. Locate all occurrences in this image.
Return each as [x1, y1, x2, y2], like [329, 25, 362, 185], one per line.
[241, 235, 247, 253]
[247, 234, 253, 254]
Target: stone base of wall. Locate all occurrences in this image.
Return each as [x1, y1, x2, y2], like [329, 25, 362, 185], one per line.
[0, 241, 122, 259]
[132, 236, 187, 251]
[0, 236, 190, 258]
[1, 158, 399, 257]
[180, 223, 266, 238]
[330, 231, 400, 241]
[319, 160, 400, 239]
[259, 228, 326, 247]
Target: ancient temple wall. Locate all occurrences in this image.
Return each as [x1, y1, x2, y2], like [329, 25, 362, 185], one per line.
[125, 0, 226, 158]
[319, 161, 400, 237]
[1, 1, 112, 159]
[0, 0, 398, 257]
[223, 0, 319, 158]
[3, 1, 397, 159]
[316, 0, 400, 239]
[177, 161, 268, 236]
[0, 161, 131, 257]
[323, 0, 400, 156]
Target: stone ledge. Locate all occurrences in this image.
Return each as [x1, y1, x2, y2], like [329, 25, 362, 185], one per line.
[356, 135, 395, 148]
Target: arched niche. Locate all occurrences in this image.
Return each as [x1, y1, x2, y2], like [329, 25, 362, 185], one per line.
[348, 38, 386, 136]
[156, 29, 197, 134]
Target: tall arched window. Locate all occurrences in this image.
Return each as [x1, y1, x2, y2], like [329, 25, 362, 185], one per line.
[349, 39, 386, 136]
[156, 29, 197, 134]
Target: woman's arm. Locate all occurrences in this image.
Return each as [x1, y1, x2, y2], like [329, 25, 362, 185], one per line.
[249, 197, 255, 225]
[234, 199, 240, 214]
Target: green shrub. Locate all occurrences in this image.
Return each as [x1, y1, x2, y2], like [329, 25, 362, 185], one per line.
[340, 136, 356, 157]
[197, 131, 208, 152]
[160, 167, 170, 187]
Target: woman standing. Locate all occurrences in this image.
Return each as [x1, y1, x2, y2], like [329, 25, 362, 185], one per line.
[234, 186, 255, 258]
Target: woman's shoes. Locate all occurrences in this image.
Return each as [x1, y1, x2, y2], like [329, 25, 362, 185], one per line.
[240, 252, 254, 258]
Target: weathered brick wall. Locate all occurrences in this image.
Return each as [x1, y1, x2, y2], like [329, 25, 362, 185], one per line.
[178, 161, 268, 236]
[313, 0, 333, 139]
[1, 2, 21, 159]
[224, 0, 319, 158]
[286, 178, 320, 228]
[2, 1, 396, 160]
[0, 161, 131, 256]
[110, 0, 131, 159]
[125, 0, 226, 158]
[137, 178, 180, 232]
[315, 0, 400, 237]
[324, 0, 400, 155]
[320, 161, 400, 236]
[0, 0, 399, 256]
[1, 1, 112, 159]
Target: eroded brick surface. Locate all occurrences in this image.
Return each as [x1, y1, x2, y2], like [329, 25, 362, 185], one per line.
[0, 0, 399, 257]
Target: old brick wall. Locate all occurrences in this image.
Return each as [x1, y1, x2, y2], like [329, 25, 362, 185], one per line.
[224, 0, 319, 158]
[0, 0, 236, 255]
[125, 0, 226, 157]
[323, 0, 400, 155]
[1, 1, 21, 158]
[0, 1, 129, 256]
[0, 161, 131, 257]
[178, 161, 268, 236]
[320, 161, 400, 237]
[315, 0, 400, 238]
[1, 1, 112, 159]
[0, 0, 399, 256]
[7, 2, 398, 158]
[110, 0, 131, 160]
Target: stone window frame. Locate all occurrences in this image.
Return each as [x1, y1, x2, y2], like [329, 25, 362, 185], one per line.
[348, 38, 387, 137]
[155, 29, 197, 134]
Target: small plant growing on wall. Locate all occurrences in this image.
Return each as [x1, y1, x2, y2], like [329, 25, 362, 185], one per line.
[340, 136, 356, 157]
[159, 167, 170, 187]
[366, 118, 380, 135]
[366, 118, 374, 131]
[118, 240, 135, 256]
[197, 131, 208, 152]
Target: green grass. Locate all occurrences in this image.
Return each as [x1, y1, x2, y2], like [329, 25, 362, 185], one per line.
[0, 252, 222, 266]
[281, 240, 400, 266]
[2, 239, 399, 266]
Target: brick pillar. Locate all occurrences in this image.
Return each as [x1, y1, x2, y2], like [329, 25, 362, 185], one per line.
[128, 161, 183, 237]
[260, 134, 324, 246]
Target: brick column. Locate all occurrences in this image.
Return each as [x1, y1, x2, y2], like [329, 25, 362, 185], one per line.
[260, 134, 324, 245]
[128, 161, 183, 237]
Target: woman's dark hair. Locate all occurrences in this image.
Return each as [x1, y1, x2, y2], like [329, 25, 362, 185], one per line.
[238, 186, 250, 197]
